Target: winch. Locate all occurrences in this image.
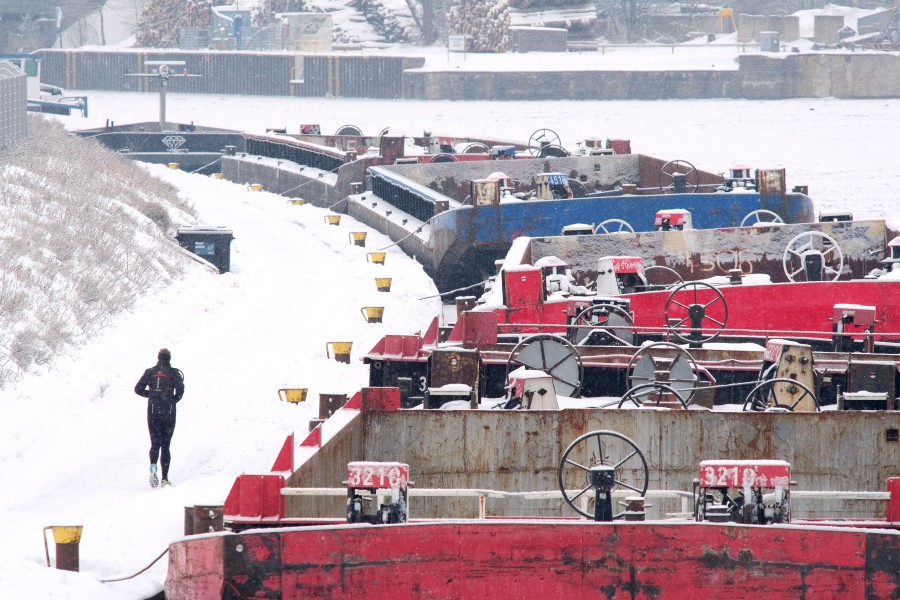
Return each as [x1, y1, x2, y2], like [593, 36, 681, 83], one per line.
[345, 461, 409, 525]
[695, 460, 792, 525]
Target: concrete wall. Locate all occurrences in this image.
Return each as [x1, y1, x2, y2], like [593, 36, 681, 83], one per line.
[738, 15, 799, 43]
[509, 26, 567, 52]
[815, 14, 846, 45]
[738, 53, 900, 99]
[40, 48, 900, 100]
[221, 154, 369, 207]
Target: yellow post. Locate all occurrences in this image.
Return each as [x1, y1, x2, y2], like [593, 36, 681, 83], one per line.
[349, 231, 367, 247]
[167, 163, 179, 170]
[288, 198, 304, 205]
[375, 277, 392, 292]
[43, 525, 83, 572]
[277, 388, 308, 404]
[212, 173, 224, 180]
[366, 251, 386, 264]
[249, 183, 264, 192]
[360, 306, 385, 323]
[325, 214, 342, 225]
[325, 341, 353, 363]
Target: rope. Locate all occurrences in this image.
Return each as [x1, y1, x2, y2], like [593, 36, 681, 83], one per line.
[276, 164, 342, 196]
[188, 156, 221, 174]
[376, 214, 435, 251]
[419, 278, 490, 300]
[100, 548, 169, 583]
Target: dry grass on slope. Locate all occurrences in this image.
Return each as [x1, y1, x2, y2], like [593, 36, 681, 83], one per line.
[0, 116, 199, 386]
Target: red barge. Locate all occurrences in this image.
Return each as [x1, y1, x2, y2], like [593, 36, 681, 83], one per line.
[164, 150, 900, 598]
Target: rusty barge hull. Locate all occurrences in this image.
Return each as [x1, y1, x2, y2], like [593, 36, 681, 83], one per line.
[168, 390, 900, 599]
[527, 218, 889, 284]
[165, 521, 900, 600]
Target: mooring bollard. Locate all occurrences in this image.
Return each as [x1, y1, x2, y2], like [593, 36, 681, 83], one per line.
[212, 172, 224, 180]
[248, 183, 263, 192]
[375, 277, 392, 292]
[326, 341, 353, 363]
[288, 198, 304, 205]
[192, 505, 225, 534]
[366, 251, 386, 264]
[277, 388, 308, 404]
[184, 506, 195, 536]
[324, 214, 342, 226]
[319, 393, 348, 419]
[167, 162, 179, 170]
[43, 525, 83, 572]
[349, 231, 367, 247]
[360, 306, 384, 323]
[622, 497, 650, 521]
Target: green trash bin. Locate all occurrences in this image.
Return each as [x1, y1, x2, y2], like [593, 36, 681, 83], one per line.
[175, 226, 234, 273]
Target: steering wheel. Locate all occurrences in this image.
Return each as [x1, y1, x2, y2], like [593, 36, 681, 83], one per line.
[594, 218, 635, 235]
[663, 281, 728, 344]
[528, 128, 563, 156]
[783, 231, 844, 282]
[659, 159, 699, 194]
[558, 430, 649, 519]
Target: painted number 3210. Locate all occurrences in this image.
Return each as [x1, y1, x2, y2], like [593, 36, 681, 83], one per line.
[701, 465, 755, 487]
[347, 464, 408, 488]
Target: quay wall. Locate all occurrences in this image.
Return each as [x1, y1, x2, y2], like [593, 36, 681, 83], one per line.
[39, 48, 900, 100]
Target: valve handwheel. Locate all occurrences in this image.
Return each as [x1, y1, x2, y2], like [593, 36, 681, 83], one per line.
[742, 377, 819, 412]
[642, 265, 683, 290]
[617, 382, 690, 410]
[783, 231, 844, 282]
[528, 128, 563, 156]
[594, 218, 635, 234]
[569, 303, 635, 346]
[658, 159, 699, 194]
[625, 341, 699, 405]
[664, 281, 728, 344]
[506, 334, 583, 398]
[740, 209, 783, 227]
[558, 430, 649, 520]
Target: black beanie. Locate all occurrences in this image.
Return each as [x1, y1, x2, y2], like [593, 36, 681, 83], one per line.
[158, 348, 171, 361]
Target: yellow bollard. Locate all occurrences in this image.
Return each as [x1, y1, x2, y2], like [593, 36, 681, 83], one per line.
[366, 251, 386, 265]
[349, 231, 367, 247]
[249, 183, 264, 192]
[326, 341, 353, 363]
[167, 163, 179, 170]
[277, 388, 308, 404]
[360, 306, 384, 323]
[324, 214, 342, 225]
[43, 525, 83, 572]
[375, 277, 392, 292]
[212, 173, 224, 180]
[288, 198, 304, 205]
